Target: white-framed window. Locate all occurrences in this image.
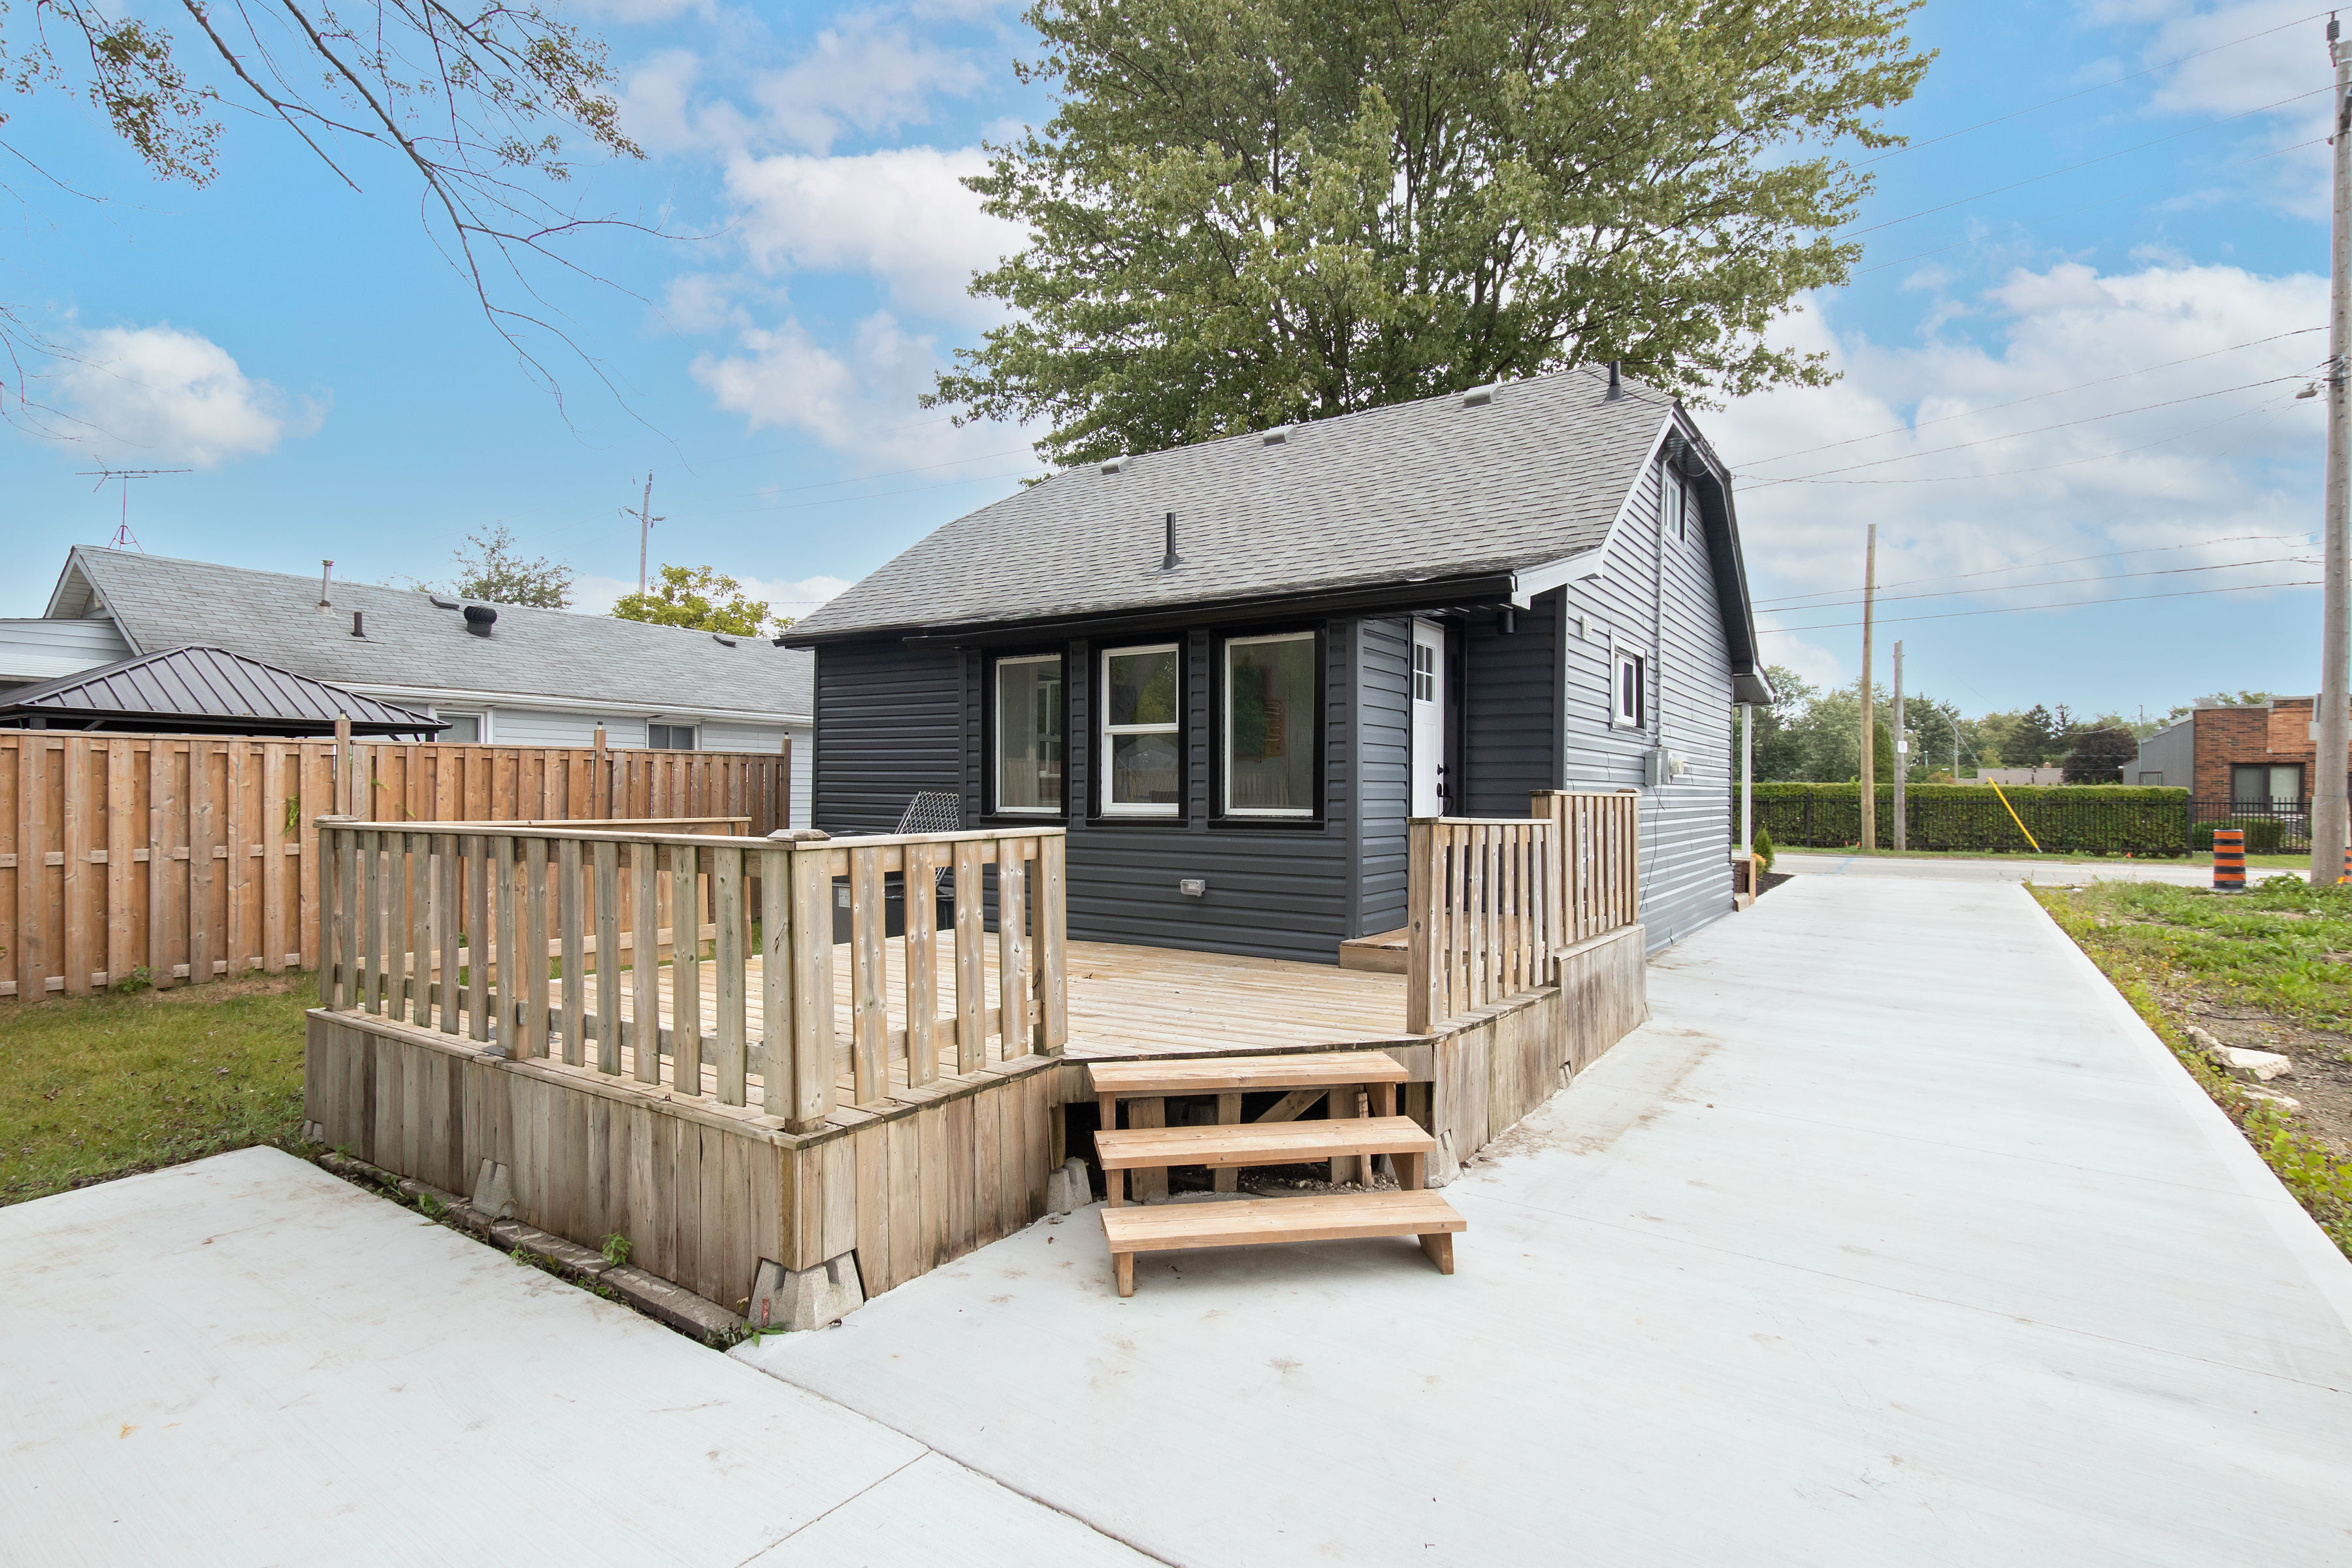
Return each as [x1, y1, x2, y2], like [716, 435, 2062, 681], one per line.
[1413, 642, 1437, 701]
[1611, 649, 1645, 729]
[1663, 468, 1688, 542]
[648, 723, 697, 751]
[1222, 630, 1316, 817]
[434, 712, 482, 744]
[1100, 644, 1183, 816]
[994, 653, 1065, 814]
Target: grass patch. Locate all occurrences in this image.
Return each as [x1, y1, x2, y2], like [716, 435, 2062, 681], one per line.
[0, 976, 316, 1206]
[2033, 877, 2352, 1258]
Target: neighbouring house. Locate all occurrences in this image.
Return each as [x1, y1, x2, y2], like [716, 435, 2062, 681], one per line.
[1, 547, 816, 825]
[783, 363, 1772, 960]
[2129, 696, 2350, 809]
[1970, 766, 2068, 787]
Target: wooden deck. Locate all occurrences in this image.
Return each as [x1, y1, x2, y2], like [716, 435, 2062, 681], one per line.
[370, 935, 1416, 1122]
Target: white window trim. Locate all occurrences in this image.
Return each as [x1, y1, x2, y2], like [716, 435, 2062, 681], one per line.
[1664, 467, 1688, 542]
[1100, 643, 1183, 818]
[994, 653, 1064, 816]
[431, 708, 486, 744]
[1610, 646, 1645, 730]
[1222, 630, 1316, 819]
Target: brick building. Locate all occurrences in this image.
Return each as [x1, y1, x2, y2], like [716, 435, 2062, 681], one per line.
[2129, 696, 2351, 804]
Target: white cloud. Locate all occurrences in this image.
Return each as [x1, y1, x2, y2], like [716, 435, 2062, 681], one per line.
[691, 308, 1036, 469]
[749, 12, 984, 154]
[47, 324, 323, 469]
[725, 144, 1021, 322]
[572, 571, 853, 618]
[1712, 261, 2327, 683]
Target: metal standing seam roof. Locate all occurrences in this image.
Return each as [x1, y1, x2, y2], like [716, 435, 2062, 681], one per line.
[0, 645, 444, 734]
[50, 550, 815, 723]
[785, 363, 1697, 643]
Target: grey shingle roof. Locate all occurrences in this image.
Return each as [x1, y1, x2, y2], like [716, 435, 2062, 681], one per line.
[56, 550, 812, 721]
[788, 364, 1678, 642]
[0, 645, 442, 734]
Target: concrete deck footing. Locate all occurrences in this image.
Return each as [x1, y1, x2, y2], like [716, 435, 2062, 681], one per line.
[747, 1253, 865, 1331]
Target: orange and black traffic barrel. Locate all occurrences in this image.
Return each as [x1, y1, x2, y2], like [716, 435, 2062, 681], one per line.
[2213, 828, 2246, 889]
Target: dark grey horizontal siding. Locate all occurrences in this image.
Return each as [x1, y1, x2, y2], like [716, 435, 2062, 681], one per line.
[1560, 456, 1735, 952]
[1461, 592, 1560, 816]
[813, 642, 964, 834]
[1356, 615, 1411, 936]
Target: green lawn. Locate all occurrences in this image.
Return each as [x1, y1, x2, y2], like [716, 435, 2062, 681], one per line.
[2034, 878, 2352, 1258]
[1, 976, 315, 1206]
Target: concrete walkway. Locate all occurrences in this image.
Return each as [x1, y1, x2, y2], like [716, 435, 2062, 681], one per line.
[0, 1149, 1152, 1567]
[1775, 849, 2307, 886]
[739, 875, 2352, 1565]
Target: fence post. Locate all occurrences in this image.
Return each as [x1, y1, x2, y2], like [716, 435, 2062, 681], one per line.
[1405, 820, 1438, 1034]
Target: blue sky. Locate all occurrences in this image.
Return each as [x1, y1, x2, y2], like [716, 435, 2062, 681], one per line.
[0, 0, 2340, 723]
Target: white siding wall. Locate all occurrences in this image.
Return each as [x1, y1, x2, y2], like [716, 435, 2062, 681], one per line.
[702, 719, 809, 826]
[1560, 455, 1737, 953]
[0, 617, 133, 685]
[489, 708, 644, 747]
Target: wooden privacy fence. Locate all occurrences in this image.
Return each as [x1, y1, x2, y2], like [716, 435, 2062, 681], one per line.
[316, 821, 1068, 1134]
[0, 731, 787, 1000]
[1405, 790, 1643, 1033]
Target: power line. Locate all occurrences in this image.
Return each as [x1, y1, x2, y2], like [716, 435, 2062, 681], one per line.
[1843, 84, 2332, 238]
[1735, 328, 2324, 471]
[1747, 374, 2309, 487]
[1854, 8, 2333, 170]
[1752, 532, 2309, 606]
[1852, 135, 2330, 278]
[1752, 553, 2311, 614]
[1757, 576, 2319, 634]
[1761, 389, 2302, 488]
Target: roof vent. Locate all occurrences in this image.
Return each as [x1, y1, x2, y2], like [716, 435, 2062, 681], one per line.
[1605, 361, 1623, 401]
[317, 559, 335, 610]
[1461, 384, 1496, 408]
[711, 632, 738, 647]
[1262, 427, 1289, 445]
[1100, 456, 1129, 474]
[429, 593, 460, 610]
[1160, 510, 1182, 572]
[463, 604, 497, 636]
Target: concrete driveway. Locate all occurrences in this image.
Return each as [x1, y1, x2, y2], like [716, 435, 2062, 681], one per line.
[1774, 849, 2307, 886]
[0, 1149, 1152, 1567]
[738, 875, 2352, 1565]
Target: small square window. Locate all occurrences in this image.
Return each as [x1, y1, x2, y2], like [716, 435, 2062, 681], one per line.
[1612, 650, 1644, 729]
[648, 723, 696, 751]
[435, 713, 481, 744]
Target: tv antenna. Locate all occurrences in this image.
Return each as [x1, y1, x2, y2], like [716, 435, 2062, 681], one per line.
[75, 468, 189, 552]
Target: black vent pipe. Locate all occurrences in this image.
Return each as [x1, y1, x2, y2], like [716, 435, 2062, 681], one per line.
[1161, 511, 1182, 572]
[1605, 361, 1622, 401]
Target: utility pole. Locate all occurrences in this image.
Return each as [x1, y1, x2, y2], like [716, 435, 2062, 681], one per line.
[2314, 14, 2352, 886]
[1859, 524, 1878, 851]
[1892, 642, 1907, 851]
[628, 474, 666, 600]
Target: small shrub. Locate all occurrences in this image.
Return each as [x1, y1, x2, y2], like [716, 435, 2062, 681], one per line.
[600, 1232, 632, 1267]
[110, 966, 152, 995]
[1750, 825, 1775, 872]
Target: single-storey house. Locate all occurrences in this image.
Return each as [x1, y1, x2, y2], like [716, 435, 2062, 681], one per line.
[2131, 696, 2349, 808]
[2, 547, 817, 825]
[784, 364, 1772, 960]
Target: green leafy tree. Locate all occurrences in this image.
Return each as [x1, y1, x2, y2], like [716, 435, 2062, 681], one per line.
[930, 0, 1932, 465]
[1872, 718, 1895, 785]
[2063, 725, 2138, 785]
[436, 525, 574, 609]
[612, 565, 790, 638]
[2, 0, 644, 424]
[1752, 664, 1817, 782]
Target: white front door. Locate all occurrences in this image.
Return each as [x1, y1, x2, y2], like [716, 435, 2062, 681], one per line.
[1411, 619, 1446, 816]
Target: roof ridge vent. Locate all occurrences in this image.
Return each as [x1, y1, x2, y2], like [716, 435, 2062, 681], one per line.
[711, 632, 738, 647]
[429, 593, 461, 610]
[1100, 455, 1130, 474]
[1261, 426, 1290, 445]
[1461, 383, 1496, 408]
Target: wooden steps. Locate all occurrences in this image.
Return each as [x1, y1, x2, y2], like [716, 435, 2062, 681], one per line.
[1089, 1051, 1463, 1297]
[1094, 1116, 1435, 1171]
[1101, 1191, 1463, 1296]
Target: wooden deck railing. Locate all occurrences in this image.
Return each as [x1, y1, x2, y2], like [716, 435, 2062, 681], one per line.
[1405, 791, 1642, 1033]
[314, 819, 1066, 1133]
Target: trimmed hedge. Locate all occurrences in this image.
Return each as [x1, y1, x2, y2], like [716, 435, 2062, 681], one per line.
[2191, 817, 2285, 853]
[1743, 783, 2191, 857]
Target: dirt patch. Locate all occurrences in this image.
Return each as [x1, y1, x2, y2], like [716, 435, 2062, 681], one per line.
[1758, 870, 1795, 896]
[2174, 995, 2352, 1159]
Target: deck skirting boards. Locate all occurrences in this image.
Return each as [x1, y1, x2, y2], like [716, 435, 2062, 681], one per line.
[304, 1009, 1055, 1322]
